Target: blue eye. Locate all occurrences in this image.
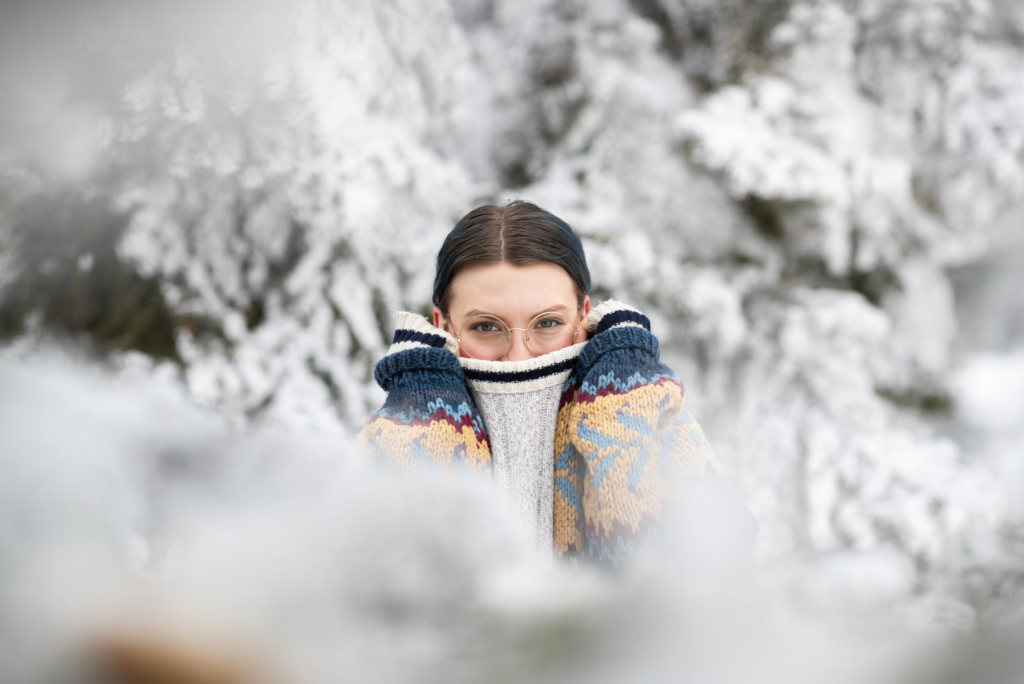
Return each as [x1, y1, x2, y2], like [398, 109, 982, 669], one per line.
[534, 318, 563, 329]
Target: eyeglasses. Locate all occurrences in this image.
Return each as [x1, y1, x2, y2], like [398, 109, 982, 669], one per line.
[447, 310, 580, 361]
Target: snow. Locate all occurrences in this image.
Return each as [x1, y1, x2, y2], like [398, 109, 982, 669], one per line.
[953, 350, 1024, 433]
[0, 358, 1003, 684]
[2, 0, 1024, 671]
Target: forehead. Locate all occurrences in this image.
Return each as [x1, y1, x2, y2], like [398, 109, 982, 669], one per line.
[448, 261, 577, 318]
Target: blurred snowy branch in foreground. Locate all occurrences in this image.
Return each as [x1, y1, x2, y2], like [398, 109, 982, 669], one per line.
[1, 359, 1021, 684]
[1, 0, 1024, 655]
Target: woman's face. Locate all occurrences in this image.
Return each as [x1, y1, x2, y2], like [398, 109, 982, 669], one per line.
[433, 261, 591, 362]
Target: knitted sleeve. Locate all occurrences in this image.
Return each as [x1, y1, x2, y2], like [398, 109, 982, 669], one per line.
[553, 300, 721, 566]
[357, 312, 491, 474]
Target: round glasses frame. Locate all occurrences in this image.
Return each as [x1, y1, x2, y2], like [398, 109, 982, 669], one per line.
[447, 310, 581, 361]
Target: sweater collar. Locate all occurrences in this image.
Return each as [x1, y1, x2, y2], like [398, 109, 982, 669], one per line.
[382, 300, 656, 393]
[459, 343, 586, 394]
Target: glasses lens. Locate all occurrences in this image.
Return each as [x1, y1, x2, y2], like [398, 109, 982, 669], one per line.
[526, 312, 576, 355]
[459, 315, 510, 360]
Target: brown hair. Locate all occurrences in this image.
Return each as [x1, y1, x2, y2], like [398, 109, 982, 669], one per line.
[432, 201, 591, 316]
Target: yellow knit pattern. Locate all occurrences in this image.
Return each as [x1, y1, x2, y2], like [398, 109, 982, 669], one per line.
[553, 379, 720, 557]
[358, 417, 491, 474]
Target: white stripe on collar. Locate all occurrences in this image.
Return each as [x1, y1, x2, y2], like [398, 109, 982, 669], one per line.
[385, 311, 459, 356]
[459, 342, 586, 394]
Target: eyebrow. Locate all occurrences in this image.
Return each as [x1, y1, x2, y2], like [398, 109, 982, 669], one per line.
[463, 304, 572, 318]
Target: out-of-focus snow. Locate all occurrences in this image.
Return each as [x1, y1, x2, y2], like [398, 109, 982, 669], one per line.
[0, 358, 1013, 684]
[954, 350, 1024, 434]
[2, 0, 1024, 643]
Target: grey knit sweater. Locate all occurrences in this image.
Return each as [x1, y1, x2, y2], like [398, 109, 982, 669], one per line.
[459, 344, 586, 553]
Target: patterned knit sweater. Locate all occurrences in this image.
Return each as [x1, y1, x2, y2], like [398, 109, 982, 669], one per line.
[358, 300, 722, 567]
[460, 342, 587, 552]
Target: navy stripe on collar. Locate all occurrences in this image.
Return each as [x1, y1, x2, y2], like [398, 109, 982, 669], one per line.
[393, 328, 448, 349]
[594, 309, 651, 335]
[463, 357, 578, 383]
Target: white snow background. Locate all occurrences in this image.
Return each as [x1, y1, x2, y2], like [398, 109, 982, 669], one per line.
[1, 0, 1024, 682]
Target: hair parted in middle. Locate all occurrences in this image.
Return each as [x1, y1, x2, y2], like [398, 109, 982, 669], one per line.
[432, 200, 591, 316]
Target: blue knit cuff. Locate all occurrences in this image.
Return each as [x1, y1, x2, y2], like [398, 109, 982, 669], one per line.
[373, 345, 467, 393]
[576, 325, 661, 379]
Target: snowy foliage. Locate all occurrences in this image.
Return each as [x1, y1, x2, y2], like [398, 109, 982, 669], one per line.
[3, 359, 1005, 684]
[2, 0, 1024, 628]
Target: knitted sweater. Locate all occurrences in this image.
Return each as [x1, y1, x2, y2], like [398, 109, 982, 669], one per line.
[461, 342, 587, 552]
[358, 300, 721, 567]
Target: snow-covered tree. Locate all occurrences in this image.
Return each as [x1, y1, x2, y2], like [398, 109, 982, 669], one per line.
[2, 0, 1023, 622]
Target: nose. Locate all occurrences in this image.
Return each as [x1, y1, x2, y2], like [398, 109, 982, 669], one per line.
[501, 328, 532, 362]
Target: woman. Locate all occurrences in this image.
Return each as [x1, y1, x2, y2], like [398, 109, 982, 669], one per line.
[358, 201, 721, 567]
